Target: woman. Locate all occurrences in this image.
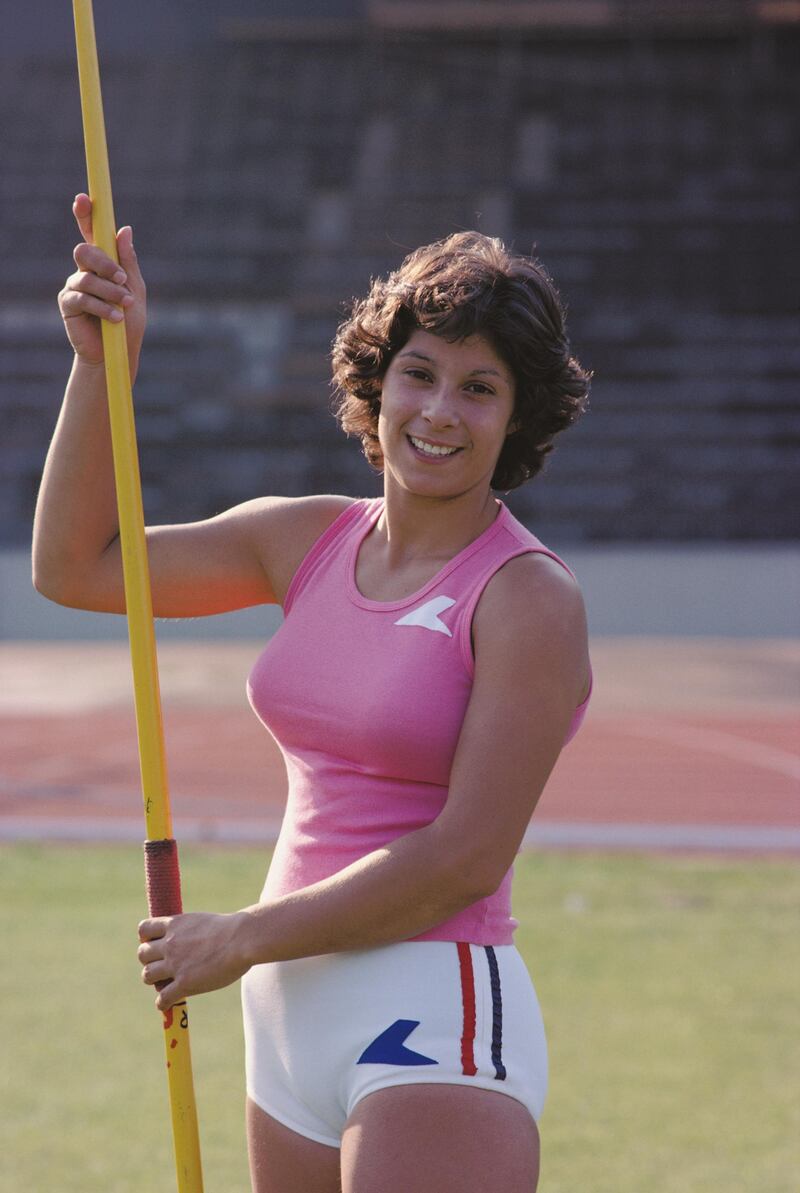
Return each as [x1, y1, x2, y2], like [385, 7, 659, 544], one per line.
[34, 194, 593, 1193]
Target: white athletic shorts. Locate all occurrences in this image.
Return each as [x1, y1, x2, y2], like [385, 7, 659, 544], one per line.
[241, 940, 548, 1149]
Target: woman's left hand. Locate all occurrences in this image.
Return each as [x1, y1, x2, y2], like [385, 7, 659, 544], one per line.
[138, 911, 252, 1012]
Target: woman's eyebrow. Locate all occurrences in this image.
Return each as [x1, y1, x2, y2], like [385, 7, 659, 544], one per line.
[396, 350, 505, 380]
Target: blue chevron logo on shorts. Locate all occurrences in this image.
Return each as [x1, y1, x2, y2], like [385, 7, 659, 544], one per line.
[357, 1019, 438, 1066]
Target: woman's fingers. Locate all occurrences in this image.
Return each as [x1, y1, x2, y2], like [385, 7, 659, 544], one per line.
[61, 198, 145, 369]
[135, 912, 250, 1012]
[62, 275, 131, 325]
[138, 922, 173, 992]
[71, 268, 132, 306]
[72, 197, 144, 293]
[73, 239, 127, 283]
[60, 288, 124, 323]
[138, 917, 169, 942]
[154, 983, 180, 1013]
[137, 940, 164, 965]
[141, 959, 170, 985]
[115, 226, 146, 302]
[139, 948, 182, 1010]
[73, 192, 93, 243]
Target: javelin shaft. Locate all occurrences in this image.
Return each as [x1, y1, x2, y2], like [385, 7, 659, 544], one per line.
[72, 5, 168, 843]
[72, 4, 203, 1190]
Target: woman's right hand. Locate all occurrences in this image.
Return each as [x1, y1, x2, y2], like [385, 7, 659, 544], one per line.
[58, 193, 146, 373]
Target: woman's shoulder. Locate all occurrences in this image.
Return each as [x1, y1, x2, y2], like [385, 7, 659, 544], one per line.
[274, 492, 361, 528]
[473, 549, 591, 705]
[249, 492, 361, 553]
[480, 548, 587, 627]
[248, 494, 363, 605]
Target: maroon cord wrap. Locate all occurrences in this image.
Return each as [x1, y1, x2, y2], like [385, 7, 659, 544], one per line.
[144, 838, 183, 918]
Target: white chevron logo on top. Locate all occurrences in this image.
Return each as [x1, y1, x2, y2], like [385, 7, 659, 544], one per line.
[394, 596, 456, 637]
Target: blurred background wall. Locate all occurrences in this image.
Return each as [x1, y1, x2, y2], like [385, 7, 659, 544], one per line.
[1, 0, 798, 637]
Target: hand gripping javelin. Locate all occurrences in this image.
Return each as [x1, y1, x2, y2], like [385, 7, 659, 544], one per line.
[71, 4, 204, 1189]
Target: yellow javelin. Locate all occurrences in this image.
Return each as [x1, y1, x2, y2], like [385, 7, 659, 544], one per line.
[72, 3, 204, 1189]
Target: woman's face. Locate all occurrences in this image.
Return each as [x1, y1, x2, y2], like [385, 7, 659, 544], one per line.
[377, 328, 516, 501]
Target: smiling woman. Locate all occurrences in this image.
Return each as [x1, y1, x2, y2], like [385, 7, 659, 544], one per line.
[37, 208, 593, 1192]
[331, 230, 591, 490]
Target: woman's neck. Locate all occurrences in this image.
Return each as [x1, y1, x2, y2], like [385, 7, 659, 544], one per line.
[374, 482, 500, 568]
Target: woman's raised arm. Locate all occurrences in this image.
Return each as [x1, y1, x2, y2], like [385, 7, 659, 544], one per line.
[32, 195, 351, 615]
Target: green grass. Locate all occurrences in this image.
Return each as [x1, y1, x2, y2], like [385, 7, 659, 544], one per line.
[1, 845, 797, 1191]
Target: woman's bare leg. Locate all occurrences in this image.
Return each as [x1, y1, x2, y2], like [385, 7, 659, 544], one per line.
[341, 1084, 540, 1193]
[247, 1097, 341, 1193]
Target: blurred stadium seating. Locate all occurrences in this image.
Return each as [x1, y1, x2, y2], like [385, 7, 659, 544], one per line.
[1, 1, 798, 544]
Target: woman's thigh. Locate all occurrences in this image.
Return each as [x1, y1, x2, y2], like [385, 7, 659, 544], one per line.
[247, 1097, 342, 1193]
[340, 1084, 540, 1193]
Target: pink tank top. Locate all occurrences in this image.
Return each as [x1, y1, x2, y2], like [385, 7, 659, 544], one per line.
[247, 497, 592, 945]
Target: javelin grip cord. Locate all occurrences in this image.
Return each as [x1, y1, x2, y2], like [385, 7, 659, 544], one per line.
[145, 839, 184, 917]
[145, 839, 184, 991]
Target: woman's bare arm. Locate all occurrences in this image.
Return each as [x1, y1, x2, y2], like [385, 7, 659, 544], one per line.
[33, 196, 352, 614]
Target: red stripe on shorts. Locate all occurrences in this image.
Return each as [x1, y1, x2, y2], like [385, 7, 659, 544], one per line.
[457, 942, 478, 1076]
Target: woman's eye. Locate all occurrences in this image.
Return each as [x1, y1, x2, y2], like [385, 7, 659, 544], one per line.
[405, 369, 431, 381]
[466, 383, 493, 396]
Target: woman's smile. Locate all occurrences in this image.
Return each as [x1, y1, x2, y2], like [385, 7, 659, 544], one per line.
[407, 434, 464, 461]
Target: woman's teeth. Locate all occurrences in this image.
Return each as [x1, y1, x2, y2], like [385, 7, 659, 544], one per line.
[409, 436, 460, 457]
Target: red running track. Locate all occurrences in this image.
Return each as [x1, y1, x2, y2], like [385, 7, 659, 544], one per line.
[1, 640, 798, 854]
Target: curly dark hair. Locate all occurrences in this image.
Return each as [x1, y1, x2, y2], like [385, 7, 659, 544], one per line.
[330, 231, 591, 490]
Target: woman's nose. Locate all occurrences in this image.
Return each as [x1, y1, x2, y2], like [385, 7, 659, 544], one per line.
[421, 386, 458, 426]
